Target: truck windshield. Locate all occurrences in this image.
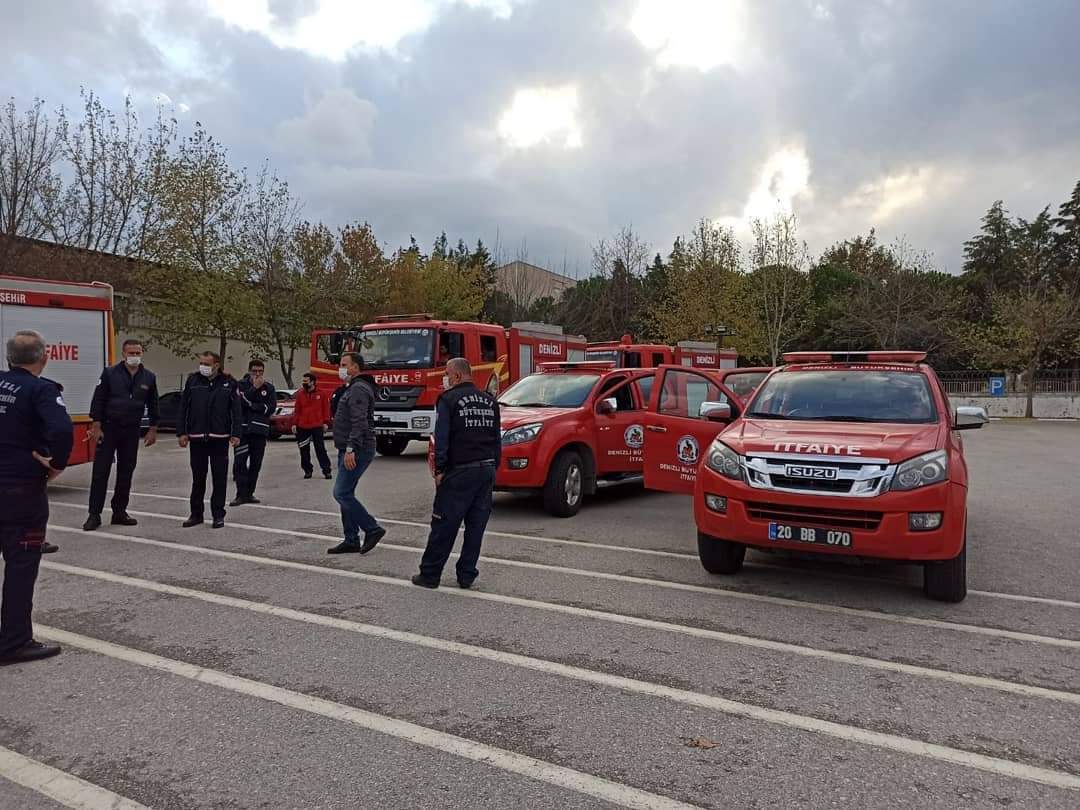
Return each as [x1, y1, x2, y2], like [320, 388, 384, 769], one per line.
[585, 350, 618, 363]
[500, 373, 601, 408]
[748, 370, 938, 424]
[356, 328, 436, 368]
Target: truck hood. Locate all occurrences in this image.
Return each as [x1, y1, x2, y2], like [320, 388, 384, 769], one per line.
[723, 419, 943, 463]
[499, 406, 577, 430]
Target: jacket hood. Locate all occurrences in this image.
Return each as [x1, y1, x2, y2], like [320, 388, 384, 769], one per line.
[721, 418, 944, 463]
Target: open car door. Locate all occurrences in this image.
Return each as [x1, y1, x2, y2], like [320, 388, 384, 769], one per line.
[642, 365, 742, 494]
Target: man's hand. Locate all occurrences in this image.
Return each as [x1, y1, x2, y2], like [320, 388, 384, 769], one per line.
[144, 427, 158, 447]
[230, 436, 241, 448]
[344, 450, 357, 471]
[434, 473, 444, 486]
[31, 451, 62, 481]
[291, 424, 297, 435]
[178, 435, 189, 448]
[85, 422, 102, 444]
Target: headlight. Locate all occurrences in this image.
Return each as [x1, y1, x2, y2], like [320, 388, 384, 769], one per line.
[502, 423, 543, 446]
[705, 441, 743, 480]
[890, 450, 948, 491]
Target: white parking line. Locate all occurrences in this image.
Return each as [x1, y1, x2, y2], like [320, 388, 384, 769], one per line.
[36, 577, 1080, 794]
[45, 525, 1080, 705]
[34, 625, 700, 810]
[50, 484, 1080, 609]
[0, 745, 148, 809]
[48, 503, 1080, 650]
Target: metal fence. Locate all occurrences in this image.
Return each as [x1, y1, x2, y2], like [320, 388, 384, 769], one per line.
[937, 370, 1080, 395]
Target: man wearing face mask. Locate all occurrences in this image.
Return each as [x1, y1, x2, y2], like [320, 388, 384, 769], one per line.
[328, 352, 385, 554]
[231, 359, 276, 506]
[292, 372, 332, 480]
[83, 338, 159, 532]
[177, 351, 242, 528]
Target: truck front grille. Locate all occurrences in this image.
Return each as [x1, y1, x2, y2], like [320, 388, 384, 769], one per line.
[743, 454, 894, 498]
[746, 502, 884, 531]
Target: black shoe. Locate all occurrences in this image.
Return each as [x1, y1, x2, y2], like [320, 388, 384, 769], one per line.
[229, 497, 246, 507]
[0, 640, 62, 666]
[212, 519, 225, 529]
[247, 497, 261, 504]
[411, 574, 439, 589]
[182, 516, 204, 528]
[82, 514, 101, 532]
[41, 542, 60, 554]
[323, 471, 333, 479]
[327, 541, 363, 554]
[360, 526, 386, 554]
[457, 578, 476, 590]
[111, 513, 138, 527]
[303, 471, 313, 479]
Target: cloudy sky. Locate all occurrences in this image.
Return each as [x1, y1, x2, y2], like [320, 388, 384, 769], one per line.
[4, 0, 1079, 275]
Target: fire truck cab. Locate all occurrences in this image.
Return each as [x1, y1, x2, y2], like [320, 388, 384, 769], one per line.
[0, 275, 114, 466]
[311, 316, 585, 456]
[585, 335, 737, 370]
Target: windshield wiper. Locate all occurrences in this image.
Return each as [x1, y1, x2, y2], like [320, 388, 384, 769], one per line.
[747, 412, 790, 420]
[503, 402, 552, 408]
[794, 415, 889, 423]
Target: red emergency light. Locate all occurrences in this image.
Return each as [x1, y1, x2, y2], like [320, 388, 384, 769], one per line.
[782, 351, 928, 364]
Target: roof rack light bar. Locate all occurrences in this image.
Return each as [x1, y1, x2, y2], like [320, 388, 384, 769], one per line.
[782, 351, 928, 364]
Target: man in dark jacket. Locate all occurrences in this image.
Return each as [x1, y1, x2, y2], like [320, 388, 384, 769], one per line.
[83, 338, 159, 531]
[177, 351, 242, 528]
[327, 352, 385, 554]
[1, 330, 73, 665]
[231, 358, 275, 506]
[413, 358, 500, 589]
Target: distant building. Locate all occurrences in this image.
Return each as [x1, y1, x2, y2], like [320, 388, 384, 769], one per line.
[494, 260, 577, 308]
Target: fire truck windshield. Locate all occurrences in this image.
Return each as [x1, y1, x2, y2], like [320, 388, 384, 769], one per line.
[355, 327, 436, 368]
[748, 370, 938, 424]
[500, 373, 601, 408]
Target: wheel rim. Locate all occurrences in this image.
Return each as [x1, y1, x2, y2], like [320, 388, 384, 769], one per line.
[565, 464, 582, 506]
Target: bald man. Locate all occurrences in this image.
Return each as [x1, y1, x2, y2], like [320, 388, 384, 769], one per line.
[413, 358, 501, 589]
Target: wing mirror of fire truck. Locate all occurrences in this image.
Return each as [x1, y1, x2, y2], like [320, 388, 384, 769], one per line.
[700, 401, 732, 422]
[597, 397, 618, 416]
[953, 405, 989, 430]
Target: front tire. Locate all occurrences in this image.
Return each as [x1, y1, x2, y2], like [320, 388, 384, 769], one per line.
[543, 450, 584, 517]
[924, 539, 967, 602]
[376, 436, 410, 457]
[697, 531, 746, 574]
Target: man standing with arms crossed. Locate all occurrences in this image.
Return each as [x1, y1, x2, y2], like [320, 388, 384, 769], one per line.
[232, 358, 275, 506]
[0, 330, 73, 665]
[327, 352, 385, 554]
[412, 358, 500, 589]
[82, 338, 159, 531]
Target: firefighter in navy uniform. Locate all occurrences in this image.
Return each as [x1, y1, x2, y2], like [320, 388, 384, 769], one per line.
[412, 357, 501, 589]
[177, 351, 242, 528]
[231, 359, 276, 506]
[0, 330, 73, 665]
[83, 338, 159, 531]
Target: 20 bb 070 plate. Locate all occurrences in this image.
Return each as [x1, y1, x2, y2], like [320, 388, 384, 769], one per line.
[768, 522, 853, 548]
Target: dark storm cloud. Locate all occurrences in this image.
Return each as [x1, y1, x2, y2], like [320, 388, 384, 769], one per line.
[3, 0, 1078, 271]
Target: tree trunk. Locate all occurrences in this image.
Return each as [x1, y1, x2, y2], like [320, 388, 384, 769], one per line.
[218, 333, 228, 374]
[1025, 358, 1037, 419]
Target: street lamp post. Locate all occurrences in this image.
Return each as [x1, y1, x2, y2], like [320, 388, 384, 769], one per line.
[704, 324, 737, 347]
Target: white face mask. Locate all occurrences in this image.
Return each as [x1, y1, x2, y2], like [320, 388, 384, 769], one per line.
[199, 364, 213, 377]
[125, 355, 142, 367]
[338, 366, 350, 381]
[442, 375, 451, 390]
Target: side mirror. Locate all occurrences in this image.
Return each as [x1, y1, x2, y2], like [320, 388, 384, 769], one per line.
[597, 397, 617, 416]
[954, 405, 989, 430]
[700, 401, 732, 422]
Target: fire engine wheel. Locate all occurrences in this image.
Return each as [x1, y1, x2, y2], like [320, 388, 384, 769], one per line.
[376, 436, 410, 457]
[923, 536, 967, 603]
[543, 450, 584, 517]
[696, 531, 746, 575]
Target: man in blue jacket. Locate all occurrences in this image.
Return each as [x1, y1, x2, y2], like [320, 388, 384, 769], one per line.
[231, 358, 276, 506]
[177, 351, 242, 528]
[1, 330, 73, 665]
[83, 338, 159, 531]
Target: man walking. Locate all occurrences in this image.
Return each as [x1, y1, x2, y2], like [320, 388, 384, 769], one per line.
[1, 330, 73, 665]
[83, 338, 159, 531]
[292, 372, 332, 480]
[327, 352, 385, 554]
[412, 358, 500, 589]
[177, 351, 242, 528]
[231, 359, 275, 506]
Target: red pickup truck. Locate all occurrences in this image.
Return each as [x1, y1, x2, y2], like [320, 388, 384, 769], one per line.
[640, 352, 989, 602]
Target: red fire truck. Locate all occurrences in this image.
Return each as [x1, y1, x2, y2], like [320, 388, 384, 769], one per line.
[310, 316, 586, 455]
[0, 275, 115, 466]
[584, 335, 737, 370]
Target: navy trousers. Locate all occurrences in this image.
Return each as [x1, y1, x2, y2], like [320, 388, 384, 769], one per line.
[419, 465, 496, 584]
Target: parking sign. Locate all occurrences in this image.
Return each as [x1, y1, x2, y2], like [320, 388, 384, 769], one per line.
[989, 376, 1006, 397]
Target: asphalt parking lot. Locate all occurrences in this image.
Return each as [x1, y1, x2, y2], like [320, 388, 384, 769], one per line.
[2, 420, 1078, 808]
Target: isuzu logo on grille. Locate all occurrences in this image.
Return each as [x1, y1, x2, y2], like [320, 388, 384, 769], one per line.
[785, 465, 838, 480]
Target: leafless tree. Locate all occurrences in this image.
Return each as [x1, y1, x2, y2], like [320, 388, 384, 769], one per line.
[749, 213, 811, 365]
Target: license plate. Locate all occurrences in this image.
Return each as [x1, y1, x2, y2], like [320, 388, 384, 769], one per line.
[374, 429, 396, 436]
[768, 522, 853, 548]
